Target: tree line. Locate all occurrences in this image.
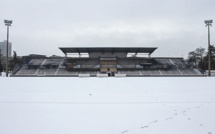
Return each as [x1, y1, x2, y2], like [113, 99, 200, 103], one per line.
[188, 45, 215, 71]
[0, 51, 23, 72]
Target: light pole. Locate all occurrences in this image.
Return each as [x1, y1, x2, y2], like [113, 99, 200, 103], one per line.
[204, 20, 213, 76]
[4, 20, 12, 77]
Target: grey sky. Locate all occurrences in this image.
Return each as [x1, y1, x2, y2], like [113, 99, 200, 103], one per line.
[0, 0, 215, 57]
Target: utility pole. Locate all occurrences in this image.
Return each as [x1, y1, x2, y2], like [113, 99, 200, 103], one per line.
[204, 20, 213, 76]
[4, 20, 12, 77]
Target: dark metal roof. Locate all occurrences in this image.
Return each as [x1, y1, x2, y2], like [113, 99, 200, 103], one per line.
[59, 47, 157, 55]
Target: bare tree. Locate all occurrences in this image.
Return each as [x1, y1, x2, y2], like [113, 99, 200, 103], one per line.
[195, 47, 205, 69]
[188, 47, 205, 69]
[203, 45, 215, 70]
[188, 51, 198, 66]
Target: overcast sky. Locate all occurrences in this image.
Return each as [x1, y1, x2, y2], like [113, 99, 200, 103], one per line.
[0, 0, 215, 57]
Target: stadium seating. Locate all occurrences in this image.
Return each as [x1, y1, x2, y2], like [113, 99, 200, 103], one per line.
[13, 56, 204, 77]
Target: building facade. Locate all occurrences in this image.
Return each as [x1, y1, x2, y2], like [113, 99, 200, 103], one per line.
[0, 40, 12, 57]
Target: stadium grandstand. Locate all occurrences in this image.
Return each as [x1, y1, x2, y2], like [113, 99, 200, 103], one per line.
[12, 47, 205, 77]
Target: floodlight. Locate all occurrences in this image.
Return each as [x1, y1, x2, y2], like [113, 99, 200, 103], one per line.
[4, 19, 13, 77]
[4, 20, 13, 26]
[205, 20, 213, 26]
[204, 19, 213, 76]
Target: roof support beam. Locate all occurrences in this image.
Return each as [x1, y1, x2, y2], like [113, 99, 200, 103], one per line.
[135, 48, 141, 55]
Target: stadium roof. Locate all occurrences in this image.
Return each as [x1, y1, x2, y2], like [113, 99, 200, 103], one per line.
[59, 47, 157, 55]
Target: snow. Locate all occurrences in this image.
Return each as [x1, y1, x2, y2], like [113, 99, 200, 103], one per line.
[0, 77, 215, 134]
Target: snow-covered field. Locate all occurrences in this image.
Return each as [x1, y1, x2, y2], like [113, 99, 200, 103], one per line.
[0, 77, 215, 134]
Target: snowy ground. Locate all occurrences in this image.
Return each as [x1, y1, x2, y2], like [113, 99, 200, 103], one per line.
[0, 77, 215, 134]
